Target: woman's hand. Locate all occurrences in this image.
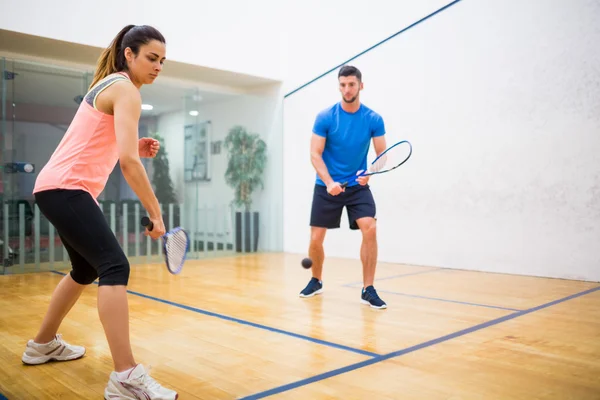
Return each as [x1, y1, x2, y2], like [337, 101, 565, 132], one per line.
[139, 138, 160, 158]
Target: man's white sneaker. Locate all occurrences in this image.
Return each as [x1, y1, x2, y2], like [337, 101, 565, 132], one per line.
[104, 364, 178, 400]
[22, 333, 86, 365]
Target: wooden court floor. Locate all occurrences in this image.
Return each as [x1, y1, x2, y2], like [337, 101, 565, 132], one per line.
[1, 252, 599, 399]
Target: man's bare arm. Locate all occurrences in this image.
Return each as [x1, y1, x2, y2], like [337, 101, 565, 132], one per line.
[310, 134, 334, 187]
[372, 135, 387, 157]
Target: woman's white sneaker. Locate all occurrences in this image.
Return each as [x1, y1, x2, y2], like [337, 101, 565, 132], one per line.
[22, 333, 86, 365]
[104, 364, 178, 400]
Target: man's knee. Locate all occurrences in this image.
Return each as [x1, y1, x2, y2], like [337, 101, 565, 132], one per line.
[97, 255, 130, 286]
[358, 218, 377, 240]
[310, 227, 327, 245]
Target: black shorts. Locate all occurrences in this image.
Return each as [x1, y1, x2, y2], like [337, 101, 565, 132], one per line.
[34, 189, 129, 286]
[310, 184, 376, 230]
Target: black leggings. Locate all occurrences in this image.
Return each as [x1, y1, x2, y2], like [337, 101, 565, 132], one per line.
[34, 189, 130, 286]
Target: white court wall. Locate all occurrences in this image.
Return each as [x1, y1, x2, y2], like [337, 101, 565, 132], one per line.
[4, 0, 599, 280]
[283, 0, 600, 281]
[280, 0, 452, 94]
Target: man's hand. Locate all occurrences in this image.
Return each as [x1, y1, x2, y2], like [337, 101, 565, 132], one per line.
[327, 182, 345, 196]
[356, 170, 370, 186]
[138, 137, 160, 158]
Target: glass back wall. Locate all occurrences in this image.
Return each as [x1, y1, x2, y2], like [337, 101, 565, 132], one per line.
[0, 56, 283, 276]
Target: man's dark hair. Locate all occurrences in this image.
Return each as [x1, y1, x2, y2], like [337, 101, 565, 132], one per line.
[338, 65, 362, 81]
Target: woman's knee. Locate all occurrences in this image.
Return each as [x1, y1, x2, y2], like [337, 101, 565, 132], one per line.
[70, 268, 98, 285]
[97, 255, 130, 286]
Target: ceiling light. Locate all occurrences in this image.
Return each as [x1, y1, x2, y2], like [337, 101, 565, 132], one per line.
[141, 104, 153, 111]
[189, 110, 199, 116]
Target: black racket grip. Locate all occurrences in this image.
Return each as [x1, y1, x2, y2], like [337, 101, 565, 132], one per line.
[141, 216, 154, 231]
[340, 182, 349, 188]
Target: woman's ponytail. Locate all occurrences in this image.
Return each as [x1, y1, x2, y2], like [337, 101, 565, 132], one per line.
[89, 24, 135, 89]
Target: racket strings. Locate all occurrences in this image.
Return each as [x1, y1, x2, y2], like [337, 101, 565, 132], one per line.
[165, 230, 188, 271]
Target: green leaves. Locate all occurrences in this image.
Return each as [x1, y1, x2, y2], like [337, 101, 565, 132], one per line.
[224, 125, 267, 211]
[151, 132, 177, 205]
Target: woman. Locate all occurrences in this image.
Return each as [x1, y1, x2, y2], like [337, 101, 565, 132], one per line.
[21, 25, 178, 400]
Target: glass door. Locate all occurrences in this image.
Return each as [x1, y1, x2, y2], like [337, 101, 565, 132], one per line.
[0, 57, 91, 274]
[1, 56, 18, 274]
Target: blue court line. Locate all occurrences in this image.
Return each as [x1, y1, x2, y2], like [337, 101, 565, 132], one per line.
[284, 0, 464, 98]
[341, 267, 445, 287]
[343, 268, 521, 311]
[238, 285, 600, 399]
[49, 271, 379, 358]
[370, 288, 522, 312]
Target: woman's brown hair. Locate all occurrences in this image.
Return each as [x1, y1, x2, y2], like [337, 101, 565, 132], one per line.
[89, 24, 165, 89]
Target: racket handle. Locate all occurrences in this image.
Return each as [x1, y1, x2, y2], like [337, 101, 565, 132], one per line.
[340, 182, 349, 188]
[141, 216, 154, 231]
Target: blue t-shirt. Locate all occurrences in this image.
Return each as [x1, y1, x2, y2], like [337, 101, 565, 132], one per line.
[312, 102, 385, 187]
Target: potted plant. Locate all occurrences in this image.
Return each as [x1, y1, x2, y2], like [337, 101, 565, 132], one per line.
[223, 125, 267, 252]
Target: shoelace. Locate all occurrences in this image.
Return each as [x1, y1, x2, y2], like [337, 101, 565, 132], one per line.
[135, 365, 162, 390]
[365, 288, 380, 300]
[42, 333, 65, 347]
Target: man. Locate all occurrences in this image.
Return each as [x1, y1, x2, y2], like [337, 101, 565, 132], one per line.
[300, 65, 387, 309]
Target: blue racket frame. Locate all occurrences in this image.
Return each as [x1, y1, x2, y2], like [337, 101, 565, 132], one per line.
[341, 140, 412, 188]
[141, 217, 190, 275]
